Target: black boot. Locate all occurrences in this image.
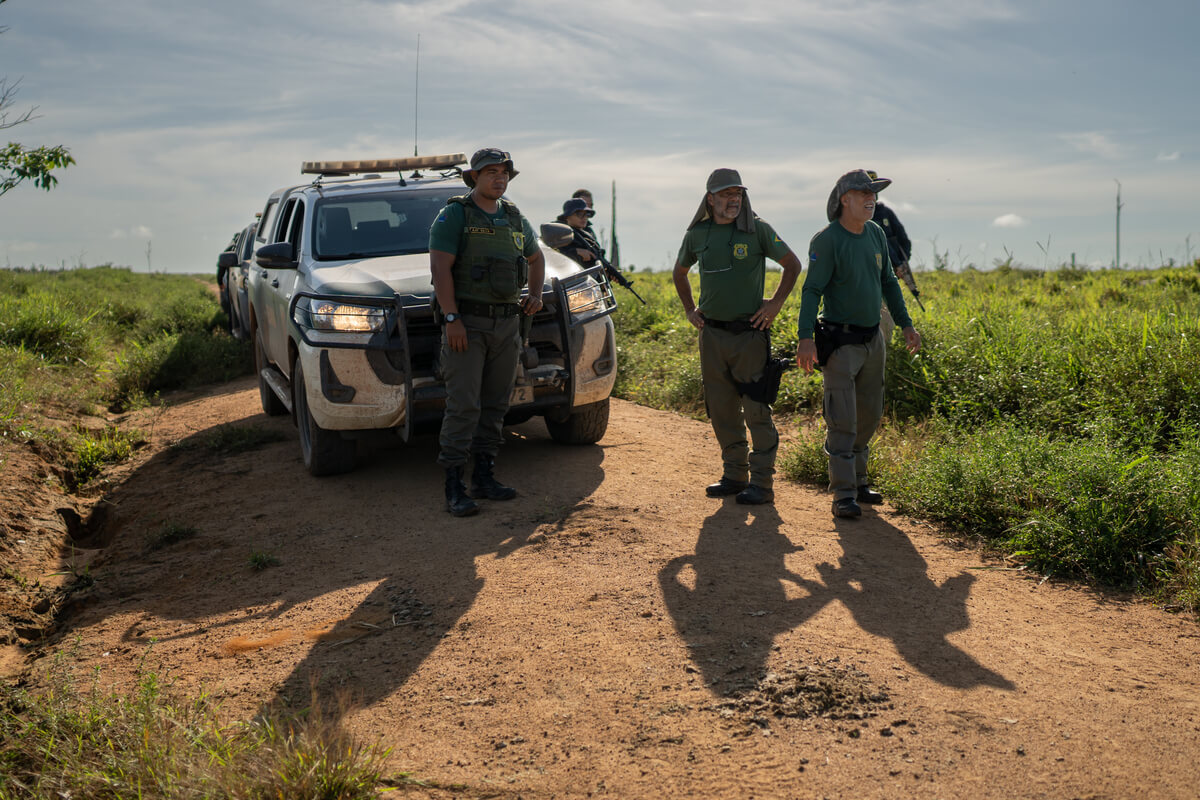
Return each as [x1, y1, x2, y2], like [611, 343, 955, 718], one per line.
[444, 466, 479, 516]
[470, 454, 517, 501]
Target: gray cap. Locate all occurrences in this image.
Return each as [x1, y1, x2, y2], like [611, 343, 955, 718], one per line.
[463, 147, 519, 188]
[826, 169, 891, 221]
[688, 168, 755, 233]
[706, 168, 746, 194]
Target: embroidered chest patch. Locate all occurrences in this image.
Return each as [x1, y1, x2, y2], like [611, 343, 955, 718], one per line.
[512, 231, 525, 249]
[733, 243, 749, 259]
[467, 227, 494, 235]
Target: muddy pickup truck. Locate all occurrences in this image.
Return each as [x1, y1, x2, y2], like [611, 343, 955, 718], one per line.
[246, 154, 618, 476]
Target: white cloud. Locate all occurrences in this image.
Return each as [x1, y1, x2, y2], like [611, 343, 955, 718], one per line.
[109, 226, 153, 239]
[1157, 151, 1181, 161]
[1061, 132, 1122, 159]
[992, 214, 1028, 228]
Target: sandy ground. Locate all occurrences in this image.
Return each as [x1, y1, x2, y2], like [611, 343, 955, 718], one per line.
[3, 375, 1199, 799]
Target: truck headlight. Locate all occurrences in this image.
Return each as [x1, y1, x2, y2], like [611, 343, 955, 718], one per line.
[308, 302, 386, 332]
[566, 278, 603, 315]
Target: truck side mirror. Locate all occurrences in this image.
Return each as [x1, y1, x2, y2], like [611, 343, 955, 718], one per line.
[255, 241, 298, 270]
[539, 222, 575, 249]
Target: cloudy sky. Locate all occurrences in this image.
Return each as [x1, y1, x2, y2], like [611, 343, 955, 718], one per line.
[2, 0, 1197, 273]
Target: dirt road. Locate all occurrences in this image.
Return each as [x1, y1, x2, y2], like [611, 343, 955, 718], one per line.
[7, 376, 1200, 798]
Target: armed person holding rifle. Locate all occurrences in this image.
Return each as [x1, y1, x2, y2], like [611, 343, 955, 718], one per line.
[866, 169, 924, 337]
[552, 196, 645, 304]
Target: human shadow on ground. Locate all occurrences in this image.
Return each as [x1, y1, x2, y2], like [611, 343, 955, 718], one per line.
[64, 402, 605, 722]
[659, 503, 813, 692]
[660, 503, 1013, 692]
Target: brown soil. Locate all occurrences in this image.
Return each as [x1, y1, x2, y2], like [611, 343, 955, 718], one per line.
[3, 376, 1199, 798]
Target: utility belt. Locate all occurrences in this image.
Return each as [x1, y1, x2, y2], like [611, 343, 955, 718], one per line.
[813, 319, 879, 367]
[705, 317, 758, 334]
[457, 299, 522, 319]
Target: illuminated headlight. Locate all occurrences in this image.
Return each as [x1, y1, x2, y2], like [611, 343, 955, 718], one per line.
[566, 279, 603, 315]
[308, 302, 386, 332]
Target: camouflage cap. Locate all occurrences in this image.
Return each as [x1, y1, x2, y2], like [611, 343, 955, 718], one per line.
[463, 147, 519, 188]
[706, 168, 746, 194]
[826, 169, 891, 221]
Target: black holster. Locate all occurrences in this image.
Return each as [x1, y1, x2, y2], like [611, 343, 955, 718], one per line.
[813, 320, 879, 367]
[734, 329, 791, 405]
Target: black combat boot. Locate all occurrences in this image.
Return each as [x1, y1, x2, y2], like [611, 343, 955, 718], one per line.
[444, 466, 480, 516]
[470, 454, 517, 501]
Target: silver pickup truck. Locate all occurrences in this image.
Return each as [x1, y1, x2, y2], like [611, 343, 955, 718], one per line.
[246, 154, 618, 476]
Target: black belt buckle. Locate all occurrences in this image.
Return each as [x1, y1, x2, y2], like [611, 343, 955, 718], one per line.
[462, 300, 519, 319]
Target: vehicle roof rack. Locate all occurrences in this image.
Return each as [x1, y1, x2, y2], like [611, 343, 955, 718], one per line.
[301, 154, 466, 177]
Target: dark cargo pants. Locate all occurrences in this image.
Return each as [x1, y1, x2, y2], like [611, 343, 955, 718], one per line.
[437, 313, 520, 468]
[822, 329, 886, 500]
[699, 325, 778, 489]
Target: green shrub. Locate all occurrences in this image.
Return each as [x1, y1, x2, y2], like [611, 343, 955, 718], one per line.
[71, 427, 141, 486]
[0, 292, 95, 363]
[111, 330, 252, 409]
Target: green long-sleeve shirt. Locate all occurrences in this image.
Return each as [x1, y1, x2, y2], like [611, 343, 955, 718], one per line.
[796, 219, 912, 338]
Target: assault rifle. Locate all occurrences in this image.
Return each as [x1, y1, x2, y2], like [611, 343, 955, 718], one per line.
[540, 222, 646, 305]
[892, 258, 925, 312]
[595, 252, 646, 305]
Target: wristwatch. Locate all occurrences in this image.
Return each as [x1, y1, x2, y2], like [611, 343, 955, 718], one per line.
[444, 312, 460, 324]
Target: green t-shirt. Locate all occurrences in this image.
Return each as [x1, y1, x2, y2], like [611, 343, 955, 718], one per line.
[428, 198, 539, 258]
[796, 220, 911, 337]
[676, 218, 791, 321]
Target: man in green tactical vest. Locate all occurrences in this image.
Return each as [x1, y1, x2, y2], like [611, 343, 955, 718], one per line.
[673, 168, 802, 505]
[429, 148, 546, 516]
[795, 169, 922, 519]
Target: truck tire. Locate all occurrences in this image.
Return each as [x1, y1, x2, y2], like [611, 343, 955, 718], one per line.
[255, 329, 288, 417]
[293, 359, 356, 476]
[546, 398, 610, 445]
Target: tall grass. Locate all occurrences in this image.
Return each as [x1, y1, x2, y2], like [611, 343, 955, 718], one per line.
[0, 658, 390, 799]
[613, 264, 1200, 612]
[0, 265, 251, 465]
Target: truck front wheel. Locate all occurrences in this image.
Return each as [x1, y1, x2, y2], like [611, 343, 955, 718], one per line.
[293, 359, 356, 476]
[545, 398, 610, 445]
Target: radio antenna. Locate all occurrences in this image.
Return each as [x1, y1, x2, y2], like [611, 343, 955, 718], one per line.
[413, 34, 421, 157]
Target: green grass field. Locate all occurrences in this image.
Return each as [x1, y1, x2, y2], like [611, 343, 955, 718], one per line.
[0, 265, 251, 480]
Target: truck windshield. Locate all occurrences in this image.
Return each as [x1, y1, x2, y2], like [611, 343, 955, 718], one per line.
[313, 187, 457, 261]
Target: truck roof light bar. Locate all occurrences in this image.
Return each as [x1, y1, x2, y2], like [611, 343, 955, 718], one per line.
[301, 154, 466, 176]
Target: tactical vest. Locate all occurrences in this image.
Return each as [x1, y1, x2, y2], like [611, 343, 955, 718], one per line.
[448, 195, 528, 305]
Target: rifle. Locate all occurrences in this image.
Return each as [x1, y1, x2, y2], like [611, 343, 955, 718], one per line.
[892, 258, 925, 312]
[540, 222, 646, 305]
[596, 253, 646, 305]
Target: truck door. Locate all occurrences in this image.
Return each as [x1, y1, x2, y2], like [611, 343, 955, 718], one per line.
[261, 197, 304, 373]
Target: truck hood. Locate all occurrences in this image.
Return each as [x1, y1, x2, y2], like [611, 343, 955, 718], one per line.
[304, 245, 588, 299]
